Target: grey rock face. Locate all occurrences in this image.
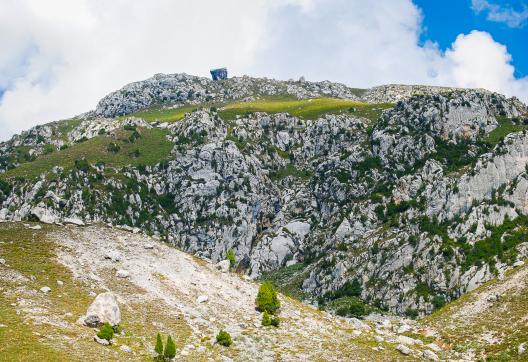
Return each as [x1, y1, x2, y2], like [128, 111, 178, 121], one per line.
[1, 77, 528, 317]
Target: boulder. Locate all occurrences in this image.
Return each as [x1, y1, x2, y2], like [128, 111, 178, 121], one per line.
[84, 292, 121, 327]
[40, 286, 51, 294]
[120, 345, 132, 353]
[64, 217, 85, 226]
[84, 315, 101, 328]
[423, 350, 439, 361]
[396, 344, 412, 355]
[116, 270, 129, 278]
[396, 335, 421, 345]
[196, 295, 209, 303]
[519, 342, 526, 355]
[216, 260, 230, 273]
[94, 335, 110, 346]
[426, 343, 442, 352]
[105, 250, 121, 262]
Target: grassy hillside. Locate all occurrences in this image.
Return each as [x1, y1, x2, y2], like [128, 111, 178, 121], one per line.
[117, 97, 393, 124]
[119, 104, 200, 123]
[219, 97, 393, 121]
[1, 128, 173, 179]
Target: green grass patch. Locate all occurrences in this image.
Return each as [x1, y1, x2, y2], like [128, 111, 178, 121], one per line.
[1, 128, 173, 179]
[119, 104, 200, 123]
[483, 116, 528, 145]
[219, 97, 393, 121]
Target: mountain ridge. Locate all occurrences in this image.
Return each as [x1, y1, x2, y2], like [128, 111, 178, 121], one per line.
[1, 73, 528, 322]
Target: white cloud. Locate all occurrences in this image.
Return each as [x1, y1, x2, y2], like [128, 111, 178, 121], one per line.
[471, 0, 528, 28]
[438, 30, 528, 99]
[0, 0, 527, 141]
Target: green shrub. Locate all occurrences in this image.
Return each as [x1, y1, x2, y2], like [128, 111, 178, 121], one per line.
[107, 142, 121, 153]
[256, 282, 280, 314]
[433, 295, 446, 309]
[348, 300, 367, 318]
[271, 316, 280, 327]
[261, 311, 271, 326]
[74, 158, 90, 172]
[216, 330, 232, 347]
[226, 249, 236, 269]
[97, 322, 114, 341]
[164, 335, 176, 360]
[112, 324, 122, 334]
[405, 308, 419, 319]
[326, 279, 362, 300]
[154, 333, 163, 359]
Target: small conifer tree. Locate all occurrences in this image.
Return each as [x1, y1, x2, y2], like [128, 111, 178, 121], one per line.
[164, 335, 176, 360]
[154, 333, 164, 359]
[255, 282, 280, 314]
[261, 311, 272, 326]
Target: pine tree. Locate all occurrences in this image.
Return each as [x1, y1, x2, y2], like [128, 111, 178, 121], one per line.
[164, 335, 176, 360]
[261, 311, 272, 326]
[255, 282, 280, 314]
[154, 333, 164, 359]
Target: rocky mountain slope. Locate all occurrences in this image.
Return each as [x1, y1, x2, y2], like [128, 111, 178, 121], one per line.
[1, 73, 528, 322]
[1, 222, 527, 361]
[0, 222, 435, 361]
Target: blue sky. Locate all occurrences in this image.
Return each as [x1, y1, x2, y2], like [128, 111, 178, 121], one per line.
[0, 0, 527, 141]
[415, 0, 528, 78]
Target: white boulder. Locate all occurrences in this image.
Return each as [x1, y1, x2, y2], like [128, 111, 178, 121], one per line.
[396, 344, 411, 355]
[116, 270, 129, 278]
[216, 260, 230, 273]
[84, 292, 121, 327]
[196, 295, 209, 303]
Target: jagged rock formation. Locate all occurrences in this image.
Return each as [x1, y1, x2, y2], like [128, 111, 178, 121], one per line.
[1, 74, 528, 318]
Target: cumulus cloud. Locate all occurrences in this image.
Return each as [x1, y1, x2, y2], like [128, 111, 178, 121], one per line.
[471, 0, 528, 28]
[0, 0, 527, 141]
[438, 31, 528, 99]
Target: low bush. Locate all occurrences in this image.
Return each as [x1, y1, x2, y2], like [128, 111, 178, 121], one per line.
[96, 322, 114, 341]
[107, 142, 121, 153]
[270, 316, 280, 327]
[216, 330, 232, 347]
[226, 249, 236, 269]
